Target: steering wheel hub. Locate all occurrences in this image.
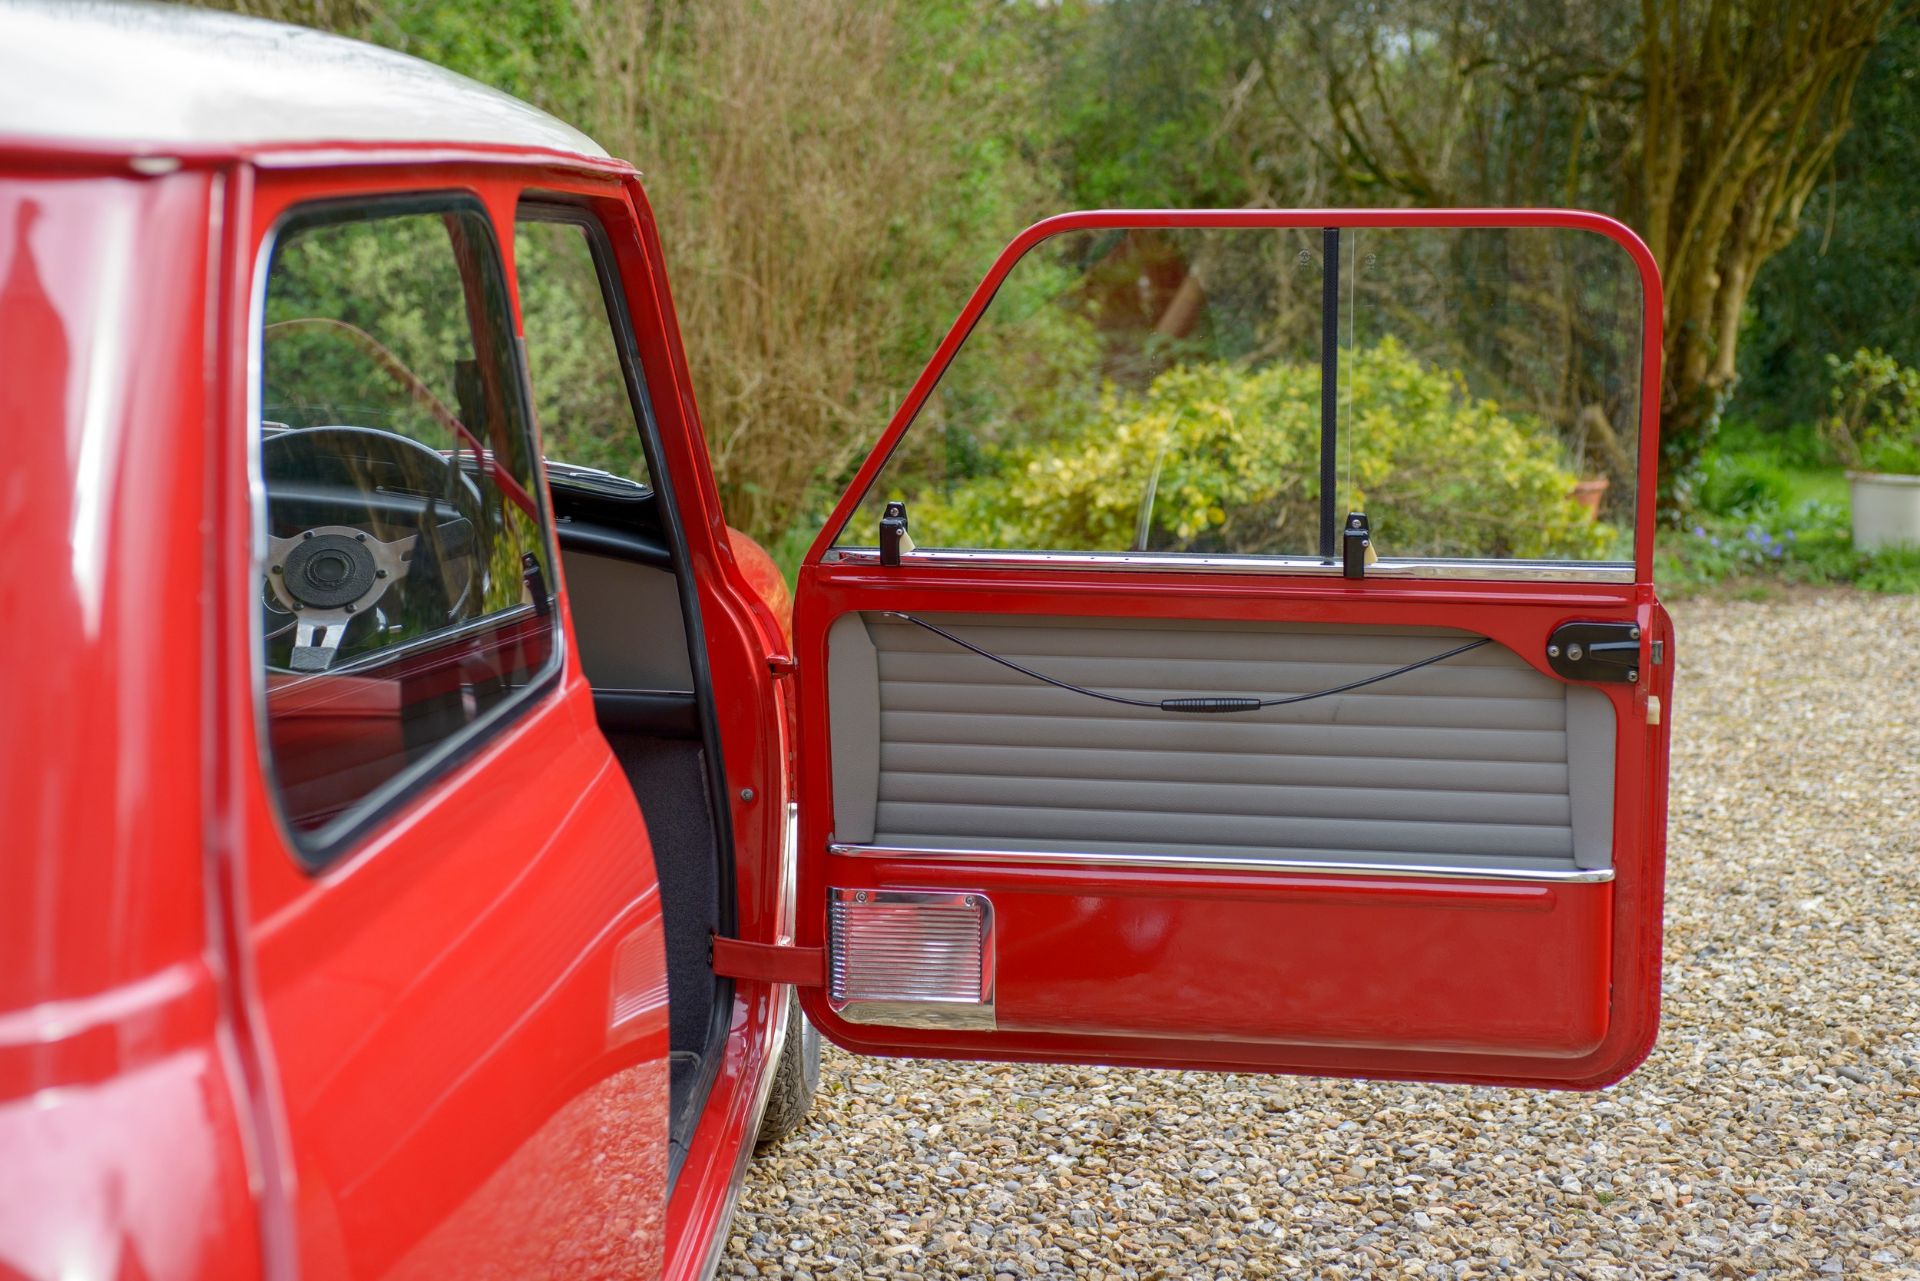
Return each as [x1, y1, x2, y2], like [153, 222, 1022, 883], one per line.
[280, 531, 379, 608]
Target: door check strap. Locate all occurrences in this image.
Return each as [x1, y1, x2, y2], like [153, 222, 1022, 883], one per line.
[885, 612, 1492, 714]
[710, 935, 825, 987]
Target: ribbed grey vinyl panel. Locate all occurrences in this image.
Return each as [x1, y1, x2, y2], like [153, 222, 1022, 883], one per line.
[827, 613, 1615, 872]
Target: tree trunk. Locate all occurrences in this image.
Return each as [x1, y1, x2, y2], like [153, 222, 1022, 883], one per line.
[1625, 0, 1888, 510]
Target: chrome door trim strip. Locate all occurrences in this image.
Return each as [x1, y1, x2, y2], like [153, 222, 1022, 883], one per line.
[828, 843, 1615, 884]
[822, 546, 1636, 583]
[694, 984, 788, 1281]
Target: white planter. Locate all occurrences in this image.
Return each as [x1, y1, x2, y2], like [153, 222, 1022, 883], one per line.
[1848, 470, 1920, 551]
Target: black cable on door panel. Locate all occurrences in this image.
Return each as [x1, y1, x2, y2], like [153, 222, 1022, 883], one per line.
[886, 612, 1491, 714]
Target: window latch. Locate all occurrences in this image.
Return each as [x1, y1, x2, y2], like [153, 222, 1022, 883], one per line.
[879, 500, 914, 567]
[522, 551, 552, 617]
[1342, 511, 1372, 579]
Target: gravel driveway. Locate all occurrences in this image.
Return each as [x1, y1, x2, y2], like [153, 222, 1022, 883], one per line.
[725, 594, 1920, 1278]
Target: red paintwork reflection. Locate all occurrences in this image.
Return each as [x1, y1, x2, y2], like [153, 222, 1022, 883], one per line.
[0, 176, 214, 1007]
[726, 526, 791, 646]
[0, 170, 263, 1280]
[263, 613, 554, 831]
[0, 1046, 263, 1281]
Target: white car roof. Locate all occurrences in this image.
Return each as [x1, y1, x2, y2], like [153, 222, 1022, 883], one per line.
[0, 0, 608, 159]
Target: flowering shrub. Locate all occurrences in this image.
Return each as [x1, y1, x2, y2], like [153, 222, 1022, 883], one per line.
[1823, 348, 1920, 475]
[1656, 501, 1920, 596]
[906, 340, 1616, 560]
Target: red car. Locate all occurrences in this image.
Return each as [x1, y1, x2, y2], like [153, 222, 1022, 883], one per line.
[0, 5, 1675, 1280]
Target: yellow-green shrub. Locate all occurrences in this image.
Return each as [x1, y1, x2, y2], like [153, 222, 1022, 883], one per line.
[907, 340, 1616, 560]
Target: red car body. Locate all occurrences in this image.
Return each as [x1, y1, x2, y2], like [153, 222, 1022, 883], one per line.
[0, 6, 1674, 1280]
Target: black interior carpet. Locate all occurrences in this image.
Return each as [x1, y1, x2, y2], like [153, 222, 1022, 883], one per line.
[603, 732, 726, 1155]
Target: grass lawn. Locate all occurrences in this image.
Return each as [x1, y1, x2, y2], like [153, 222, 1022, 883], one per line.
[1781, 466, 1849, 512]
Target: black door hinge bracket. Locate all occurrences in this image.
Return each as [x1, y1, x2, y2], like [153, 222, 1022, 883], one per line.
[522, 551, 552, 617]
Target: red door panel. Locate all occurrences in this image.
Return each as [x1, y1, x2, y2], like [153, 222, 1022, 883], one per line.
[793, 210, 1672, 1089]
[832, 860, 1612, 1057]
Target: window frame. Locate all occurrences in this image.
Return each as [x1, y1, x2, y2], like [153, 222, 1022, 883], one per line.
[247, 190, 566, 871]
[812, 209, 1661, 585]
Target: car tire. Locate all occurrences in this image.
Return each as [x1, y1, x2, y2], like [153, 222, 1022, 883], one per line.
[756, 990, 821, 1147]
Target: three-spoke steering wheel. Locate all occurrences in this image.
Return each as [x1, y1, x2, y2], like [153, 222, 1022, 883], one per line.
[261, 425, 483, 672]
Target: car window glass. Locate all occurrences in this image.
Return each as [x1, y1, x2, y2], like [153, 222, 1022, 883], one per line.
[514, 215, 650, 487]
[841, 228, 1325, 559]
[837, 223, 1641, 570]
[257, 201, 557, 852]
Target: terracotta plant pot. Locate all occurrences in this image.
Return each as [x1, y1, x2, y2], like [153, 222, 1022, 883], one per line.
[1571, 475, 1610, 519]
[1846, 470, 1920, 551]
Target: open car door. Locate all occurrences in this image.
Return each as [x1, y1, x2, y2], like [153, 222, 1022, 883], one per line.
[791, 211, 1671, 1087]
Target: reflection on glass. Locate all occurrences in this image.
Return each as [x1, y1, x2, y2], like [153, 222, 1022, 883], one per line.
[841, 223, 1641, 565]
[259, 206, 556, 838]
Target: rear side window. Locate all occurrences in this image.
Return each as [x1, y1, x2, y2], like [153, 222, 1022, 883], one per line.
[255, 199, 558, 857]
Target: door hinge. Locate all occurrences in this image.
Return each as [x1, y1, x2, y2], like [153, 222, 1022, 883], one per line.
[709, 935, 825, 987]
[767, 654, 797, 678]
[1546, 620, 1642, 683]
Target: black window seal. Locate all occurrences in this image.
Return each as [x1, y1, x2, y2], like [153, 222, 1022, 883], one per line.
[250, 190, 566, 873]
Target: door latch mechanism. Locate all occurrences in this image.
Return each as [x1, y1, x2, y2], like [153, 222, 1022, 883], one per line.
[1546, 621, 1643, 683]
[879, 500, 914, 567]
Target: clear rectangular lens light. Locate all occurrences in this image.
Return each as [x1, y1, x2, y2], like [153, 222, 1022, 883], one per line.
[828, 888, 995, 1030]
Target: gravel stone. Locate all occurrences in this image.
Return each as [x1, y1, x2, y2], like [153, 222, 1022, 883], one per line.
[724, 594, 1920, 1278]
